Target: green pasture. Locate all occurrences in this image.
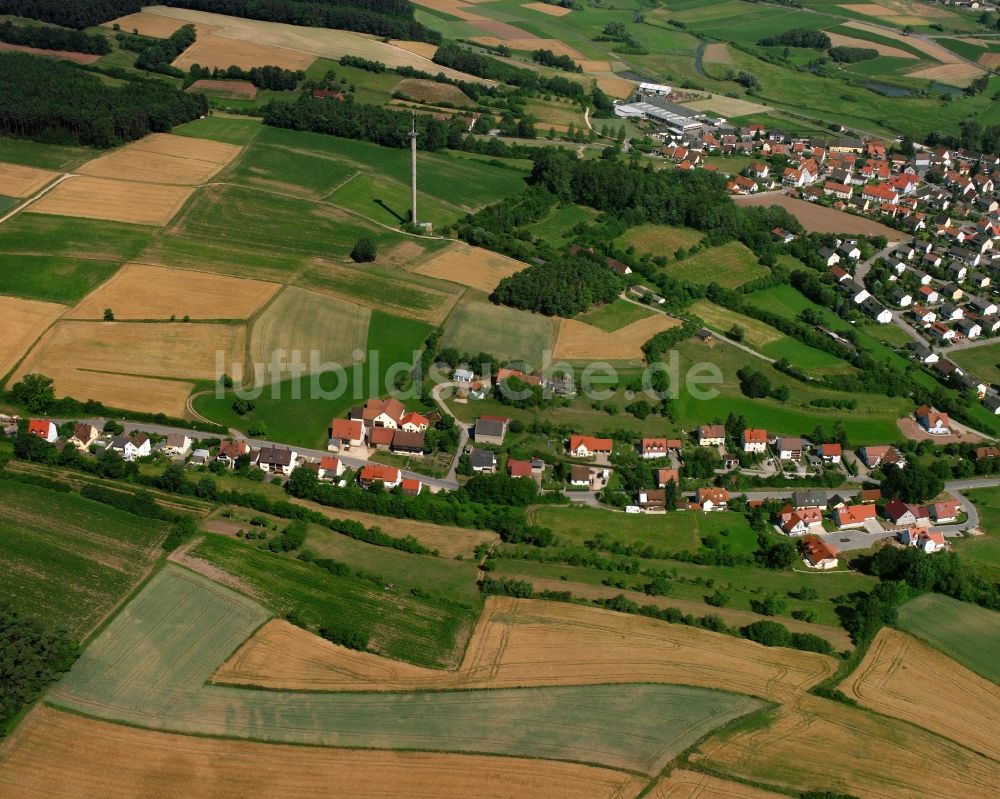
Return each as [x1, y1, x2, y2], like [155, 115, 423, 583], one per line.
[0, 136, 92, 171]
[951, 344, 1000, 391]
[51, 566, 764, 774]
[0, 195, 16, 214]
[619, 224, 704, 256]
[172, 115, 263, 145]
[575, 298, 655, 332]
[897, 593, 1000, 685]
[440, 292, 558, 368]
[667, 241, 768, 288]
[526, 203, 599, 247]
[0, 479, 167, 638]
[956, 486, 1000, 582]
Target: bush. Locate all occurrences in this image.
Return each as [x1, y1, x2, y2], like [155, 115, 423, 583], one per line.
[741, 620, 791, 647]
[318, 623, 369, 650]
[350, 237, 377, 263]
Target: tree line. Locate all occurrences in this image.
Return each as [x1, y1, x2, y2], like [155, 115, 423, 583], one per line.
[156, 0, 441, 44]
[0, 0, 141, 29]
[186, 63, 305, 90]
[758, 28, 831, 49]
[433, 43, 586, 101]
[491, 250, 625, 316]
[0, 52, 207, 147]
[117, 23, 196, 77]
[0, 19, 110, 54]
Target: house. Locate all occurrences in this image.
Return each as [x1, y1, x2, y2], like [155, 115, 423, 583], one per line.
[968, 295, 997, 316]
[358, 464, 401, 489]
[956, 317, 982, 340]
[471, 448, 497, 473]
[216, 439, 250, 468]
[792, 490, 828, 510]
[801, 536, 839, 570]
[638, 488, 666, 510]
[974, 445, 1000, 460]
[569, 464, 591, 487]
[27, 419, 57, 443]
[842, 279, 869, 304]
[696, 486, 729, 512]
[508, 458, 532, 478]
[899, 527, 946, 553]
[399, 412, 429, 433]
[986, 394, 1000, 415]
[837, 241, 862, 261]
[368, 426, 395, 450]
[940, 302, 963, 320]
[742, 428, 768, 453]
[776, 436, 803, 461]
[780, 512, 809, 536]
[359, 397, 406, 429]
[110, 432, 150, 462]
[697, 424, 726, 446]
[909, 342, 938, 364]
[255, 445, 298, 476]
[494, 367, 541, 386]
[401, 478, 422, 497]
[913, 305, 936, 324]
[890, 288, 912, 308]
[859, 445, 905, 469]
[656, 467, 679, 487]
[916, 405, 950, 435]
[474, 415, 509, 446]
[568, 435, 613, 458]
[930, 499, 962, 523]
[831, 265, 850, 282]
[819, 247, 840, 267]
[453, 367, 474, 383]
[883, 498, 922, 527]
[329, 418, 365, 451]
[317, 456, 344, 480]
[391, 429, 425, 455]
[189, 448, 210, 467]
[861, 297, 892, 324]
[834, 503, 877, 529]
[823, 181, 853, 200]
[163, 433, 191, 457]
[929, 321, 955, 342]
[819, 443, 842, 463]
[68, 423, 98, 451]
[639, 437, 669, 459]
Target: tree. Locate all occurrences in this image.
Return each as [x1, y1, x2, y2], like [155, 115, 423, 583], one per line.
[881, 461, 943, 503]
[10, 373, 55, 412]
[103, 307, 114, 321]
[737, 367, 771, 398]
[351, 236, 377, 262]
[741, 620, 790, 647]
[232, 398, 255, 416]
[726, 324, 745, 342]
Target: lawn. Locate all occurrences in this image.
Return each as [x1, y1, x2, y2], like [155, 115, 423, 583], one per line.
[897, 593, 1000, 686]
[525, 203, 599, 247]
[440, 292, 559, 368]
[956, 486, 1000, 582]
[0, 136, 93, 171]
[951, 343, 1000, 391]
[619, 223, 704, 256]
[575, 298, 655, 332]
[193, 310, 431, 447]
[0, 478, 168, 638]
[0, 195, 16, 214]
[0, 255, 121, 304]
[0, 212, 154, 261]
[50, 565, 763, 775]
[172, 115, 263, 145]
[666, 241, 769, 288]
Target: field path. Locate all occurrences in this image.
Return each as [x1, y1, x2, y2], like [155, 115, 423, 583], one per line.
[0, 172, 73, 227]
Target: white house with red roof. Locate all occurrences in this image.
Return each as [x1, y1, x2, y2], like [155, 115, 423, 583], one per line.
[329, 418, 365, 450]
[568, 435, 613, 458]
[742, 428, 767, 453]
[400, 412, 429, 433]
[819, 443, 842, 463]
[27, 419, 57, 443]
[916, 405, 950, 435]
[358, 464, 401, 490]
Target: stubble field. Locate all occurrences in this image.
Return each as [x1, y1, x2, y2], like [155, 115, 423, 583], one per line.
[30, 177, 194, 227]
[734, 193, 900, 237]
[0, 706, 646, 799]
[0, 162, 59, 197]
[67, 263, 280, 321]
[411, 243, 528, 292]
[840, 627, 1000, 759]
[650, 770, 784, 798]
[440, 293, 559, 366]
[172, 34, 316, 71]
[553, 314, 679, 361]
[75, 133, 243, 186]
[0, 295, 65, 378]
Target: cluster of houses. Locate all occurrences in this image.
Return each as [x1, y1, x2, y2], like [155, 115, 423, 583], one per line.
[328, 398, 431, 457]
[452, 365, 576, 402]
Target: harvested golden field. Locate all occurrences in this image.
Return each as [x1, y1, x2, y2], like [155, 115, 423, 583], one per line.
[523, 1, 573, 15]
[844, 20, 962, 61]
[473, 36, 584, 59]
[248, 286, 370, 380]
[981, 52, 1000, 68]
[287, 498, 497, 558]
[651, 770, 784, 799]
[577, 58, 612, 71]
[411, 243, 527, 292]
[68, 264, 279, 321]
[694, 693, 1000, 799]
[0, 296, 65, 379]
[105, 10, 218, 38]
[215, 596, 835, 701]
[701, 43, 734, 64]
[684, 97, 771, 116]
[77, 133, 242, 186]
[12, 320, 244, 415]
[840, 1, 951, 23]
[410, 0, 488, 21]
[595, 75, 636, 98]
[839, 628, 1000, 760]
[388, 39, 440, 59]
[907, 62, 985, 86]
[0, 162, 59, 197]
[394, 78, 473, 106]
[0, 706, 645, 799]
[187, 79, 258, 99]
[173, 34, 316, 71]
[826, 31, 916, 58]
[734, 194, 900, 237]
[30, 176, 193, 226]
[554, 314, 679, 361]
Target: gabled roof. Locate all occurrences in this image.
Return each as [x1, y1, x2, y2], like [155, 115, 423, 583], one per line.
[359, 464, 400, 483]
[569, 434, 613, 452]
[27, 419, 52, 437]
[330, 418, 363, 441]
[508, 458, 532, 478]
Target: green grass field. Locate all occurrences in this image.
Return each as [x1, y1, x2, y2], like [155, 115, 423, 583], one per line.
[440, 292, 559, 368]
[576, 298, 655, 332]
[172, 115, 263, 145]
[897, 593, 1000, 686]
[0, 195, 16, 214]
[667, 241, 769, 288]
[956, 486, 1000, 582]
[619, 224, 704, 256]
[0, 255, 120, 304]
[951, 344, 1000, 391]
[0, 136, 92, 170]
[194, 310, 430, 447]
[0, 479, 168, 638]
[50, 565, 764, 774]
[526, 203, 600, 247]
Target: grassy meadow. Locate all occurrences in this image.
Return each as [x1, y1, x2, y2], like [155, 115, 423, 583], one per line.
[440, 292, 559, 368]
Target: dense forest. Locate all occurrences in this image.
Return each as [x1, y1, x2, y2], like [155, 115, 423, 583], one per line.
[433, 43, 586, 100]
[157, 0, 441, 44]
[0, 52, 207, 146]
[491, 252, 625, 315]
[0, 20, 110, 54]
[117, 24, 196, 77]
[262, 94, 452, 149]
[0, 0, 141, 28]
